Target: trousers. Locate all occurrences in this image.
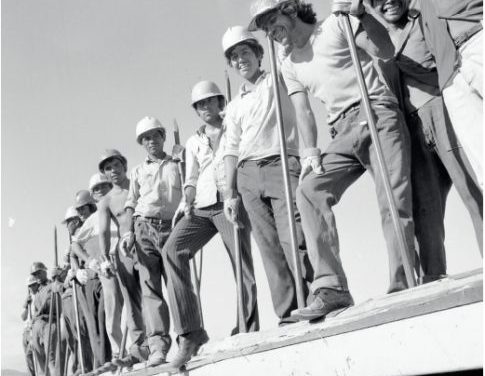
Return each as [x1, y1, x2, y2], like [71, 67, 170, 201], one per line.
[162, 202, 259, 335]
[297, 103, 414, 294]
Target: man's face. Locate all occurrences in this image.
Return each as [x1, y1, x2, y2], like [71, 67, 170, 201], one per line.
[141, 129, 165, 156]
[195, 96, 222, 123]
[76, 204, 93, 221]
[229, 43, 260, 82]
[103, 158, 127, 186]
[92, 182, 112, 202]
[372, 0, 407, 24]
[32, 270, 47, 284]
[259, 11, 295, 52]
[66, 218, 82, 236]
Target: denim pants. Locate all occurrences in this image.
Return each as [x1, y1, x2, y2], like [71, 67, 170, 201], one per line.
[162, 202, 259, 335]
[237, 156, 313, 320]
[407, 96, 483, 279]
[296, 103, 414, 294]
[133, 217, 172, 354]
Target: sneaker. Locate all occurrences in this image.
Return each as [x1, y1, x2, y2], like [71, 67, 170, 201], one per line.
[290, 288, 353, 321]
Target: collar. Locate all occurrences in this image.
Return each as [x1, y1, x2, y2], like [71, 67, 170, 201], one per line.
[144, 152, 169, 164]
[239, 70, 268, 97]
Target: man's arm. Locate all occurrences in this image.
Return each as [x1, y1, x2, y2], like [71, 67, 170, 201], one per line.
[184, 137, 199, 206]
[290, 91, 318, 148]
[70, 241, 90, 264]
[98, 196, 112, 258]
[224, 155, 239, 197]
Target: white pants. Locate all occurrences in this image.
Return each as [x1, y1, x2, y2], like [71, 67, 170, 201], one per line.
[443, 29, 483, 188]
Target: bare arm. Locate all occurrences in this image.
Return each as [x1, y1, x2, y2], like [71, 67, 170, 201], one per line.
[70, 241, 90, 264]
[184, 186, 196, 205]
[290, 91, 319, 148]
[224, 155, 239, 198]
[98, 196, 112, 258]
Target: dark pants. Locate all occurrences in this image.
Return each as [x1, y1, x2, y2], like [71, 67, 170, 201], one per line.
[407, 96, 483, 279]
[237, 156, 313, 320]
[162, 202, 259, 335]
[133, 217, 172, 355]
[297, 103, 414, 294]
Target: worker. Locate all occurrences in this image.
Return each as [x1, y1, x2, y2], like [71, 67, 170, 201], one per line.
[249, 0, 415, 320]
[97, 149, 149, 368]
[161, 80, 260, 369]
[21, 275, 39, 376]
[120, 116, 182, 367]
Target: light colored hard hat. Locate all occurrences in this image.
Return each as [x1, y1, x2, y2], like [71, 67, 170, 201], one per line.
[191, 81, 225, 107]
[136, 116, 165, 144]
[26, 275, 38, 286]
[248, 0, 296, 31]
[74, 190, 96, 209]
[62, 206, 80, 224]
[222, 26, 258, 55]
[88, 172, 113, 192]
[30, 262, 47, 274]
[98, 149, 127, 173]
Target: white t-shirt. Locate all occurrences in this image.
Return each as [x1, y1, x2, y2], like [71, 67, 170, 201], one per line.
[281, 15, 397, 124]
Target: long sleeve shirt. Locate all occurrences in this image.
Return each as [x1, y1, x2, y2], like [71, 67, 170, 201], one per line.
[125, 154, 182, 219]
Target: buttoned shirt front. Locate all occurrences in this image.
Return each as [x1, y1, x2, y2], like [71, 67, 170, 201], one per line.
[185, 126, 222, 209]
[125, 154, 182, 219]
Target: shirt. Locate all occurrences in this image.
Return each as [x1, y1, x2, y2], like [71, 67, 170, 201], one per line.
[72, 211, 118, 260]
[125, 154, 182, 219]
[185, 126, 222, 209]
[281, 16, 397, 124]
[224, 71, 299, 162]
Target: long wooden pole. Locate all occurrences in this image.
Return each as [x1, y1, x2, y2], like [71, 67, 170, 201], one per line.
[266, 37, 306, 308]
[340, 13, 416, 287]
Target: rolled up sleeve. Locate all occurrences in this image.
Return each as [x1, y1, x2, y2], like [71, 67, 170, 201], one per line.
[184, 136, 200, 189]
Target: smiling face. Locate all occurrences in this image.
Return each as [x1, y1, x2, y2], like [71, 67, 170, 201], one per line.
[372, 0, 408, 24]
[258, 11, 296, 52]
[229, 43, 261, 82]
[195, 96, 223, 124]
[141, 129, 165, 157]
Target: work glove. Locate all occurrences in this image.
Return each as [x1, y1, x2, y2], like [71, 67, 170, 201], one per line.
[120, 231, 135, 258]
[66, 268, 76, 282]
[172, 201, 192, 229]
[99, 257, 115, 278]
[172, 144, 185, 163]
[299, 147, 324, 183]
[23, 295, 32, 309]
[332, 0, 365, 16]
[224, 195, 244, 228]
[75, 269, 89, 285]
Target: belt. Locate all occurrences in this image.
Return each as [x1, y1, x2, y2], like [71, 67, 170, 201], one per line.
[454, 23, 482, 49]
[135, 216, 171, 225]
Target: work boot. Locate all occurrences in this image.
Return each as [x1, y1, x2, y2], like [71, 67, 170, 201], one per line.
[290, 288, 353, 321]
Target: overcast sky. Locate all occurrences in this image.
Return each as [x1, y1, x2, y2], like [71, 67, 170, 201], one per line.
[1, 0, 481, 372]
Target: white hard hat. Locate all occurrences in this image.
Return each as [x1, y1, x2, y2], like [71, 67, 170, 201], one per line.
[248, 0, 296, 31]
[62, 206, 80, 224]
[191, 81, 225, 107]
[135, 116, 166, 144]
[88, 172, 113, 192]
[222, 26, 258, 55]
[98, 149, 127, 173]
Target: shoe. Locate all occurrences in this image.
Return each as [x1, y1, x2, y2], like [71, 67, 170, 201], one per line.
[278, 315, 300, 327]
[167, 329, 209, 370]
[112, 354, 137, 368]
[290, 288, 353, 321]
[147, 349, 167, 367]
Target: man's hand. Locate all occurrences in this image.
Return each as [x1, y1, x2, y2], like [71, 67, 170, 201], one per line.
[75, 269, 89, 285]
[120, 231, 135, 257]
[50, 266, 63, 281]
[332, 0, 364, 16]
[23, 295, 32, 309]
[172, 201, 192, 229]
[224, 196, 244, 228]
[100, 258, 115, 278]
[66, 268, 76, 282]
[300, 147, 324, 183]
[172, 144, 185, 162]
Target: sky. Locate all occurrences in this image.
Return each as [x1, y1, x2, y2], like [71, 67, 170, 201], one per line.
[1, 0, 482, 372]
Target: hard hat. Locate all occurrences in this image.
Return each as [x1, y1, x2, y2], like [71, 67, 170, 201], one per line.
[222, 26, 258, 55]
[61, 206, 80, 224]
[136, 116, 166, 144]
[248, 0, 296, 31]
[30, 262, 47, 274]
[191, 81, 225, 108]
[98, 149, 127, 173]
[88, 172, 113, 192]
[26, 275, 38, 286]
[74, 190, 96, 210]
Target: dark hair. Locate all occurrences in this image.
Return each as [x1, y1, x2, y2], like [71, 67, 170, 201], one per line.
[225, 39, 264, 66]
[257, 0, 317, 29]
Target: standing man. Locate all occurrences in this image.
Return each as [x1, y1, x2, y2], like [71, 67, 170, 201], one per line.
[221, 26, 313, 328]
[71, 175, 124, 373]
[250, 0, 415, 320]
[121, 116, 182, 367]
[21, 276, 39, 376]
[97, 149, 149, 367]
[161, 81, 259, 369]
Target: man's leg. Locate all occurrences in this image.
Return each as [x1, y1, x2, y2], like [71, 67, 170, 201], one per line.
[134, 219, 172, 362]
[362, 104, 415, 292]
[424, 96, 483, 254]
[238, 160, 298, 321]
[406, 109, 451, 281]
[31, 320, 46, 374]
[22, 328, 35, 376]
[98, 274, 123, 360]
[211, 205, 260, 333]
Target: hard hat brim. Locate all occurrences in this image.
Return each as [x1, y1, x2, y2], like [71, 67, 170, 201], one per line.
[98, 155, 127, 173]
[191, 93, 225, 107]
[61, 215, 79, 224]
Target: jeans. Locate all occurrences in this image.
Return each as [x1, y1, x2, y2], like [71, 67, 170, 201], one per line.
[297, 103, 414, 294]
